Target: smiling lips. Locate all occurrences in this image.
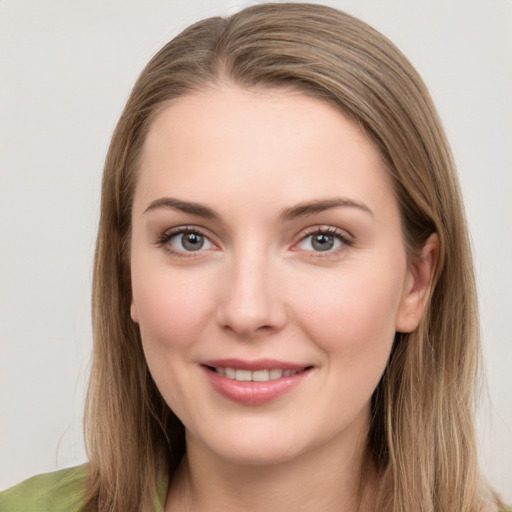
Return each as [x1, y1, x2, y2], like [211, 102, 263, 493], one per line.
[202, 359, 311, 405]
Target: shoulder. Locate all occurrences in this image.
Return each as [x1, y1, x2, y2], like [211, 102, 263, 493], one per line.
[0, 464, 88, 512]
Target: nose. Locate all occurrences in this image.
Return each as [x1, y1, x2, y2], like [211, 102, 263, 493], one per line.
[215, 251, 287, 338]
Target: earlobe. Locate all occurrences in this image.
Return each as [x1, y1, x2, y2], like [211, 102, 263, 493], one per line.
[130, 299, 139, 323]
[395, 234, 439, 333]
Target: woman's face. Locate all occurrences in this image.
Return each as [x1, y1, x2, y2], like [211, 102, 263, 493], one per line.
[130, 85, 428, 465]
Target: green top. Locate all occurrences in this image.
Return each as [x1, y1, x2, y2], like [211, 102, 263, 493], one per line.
[0, 465, 167, 512]
[0, 466, 88, 512]
[0, 465, 510, 511]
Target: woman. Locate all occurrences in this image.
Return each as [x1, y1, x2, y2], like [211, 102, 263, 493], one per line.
[1, 3, 508, 511]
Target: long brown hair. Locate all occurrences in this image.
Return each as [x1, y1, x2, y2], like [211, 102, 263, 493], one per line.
[85, 4, 500, 511]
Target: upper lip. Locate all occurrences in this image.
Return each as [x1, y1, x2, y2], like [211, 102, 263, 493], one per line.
[202, 358, 310, 371]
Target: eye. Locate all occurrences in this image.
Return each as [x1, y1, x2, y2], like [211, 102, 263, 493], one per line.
[160, 228, 215, 253]
[296, 228, 351, 253]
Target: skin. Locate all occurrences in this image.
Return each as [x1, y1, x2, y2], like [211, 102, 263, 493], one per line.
[129, 84, 437, 511]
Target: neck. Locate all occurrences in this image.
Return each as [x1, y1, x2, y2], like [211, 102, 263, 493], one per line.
[166, 420, 376, 512]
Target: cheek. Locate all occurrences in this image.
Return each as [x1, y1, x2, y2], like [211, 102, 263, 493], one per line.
[131, 266, 216, 419]
[131, 265, 215, 349]
[293, 264, 404, 368]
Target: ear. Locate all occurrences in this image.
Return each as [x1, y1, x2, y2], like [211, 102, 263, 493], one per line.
[395, 234, 439, 333]
[130, 297, 139, 323]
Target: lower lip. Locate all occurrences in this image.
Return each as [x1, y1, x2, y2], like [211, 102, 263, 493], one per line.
[203, 367, 310, 405]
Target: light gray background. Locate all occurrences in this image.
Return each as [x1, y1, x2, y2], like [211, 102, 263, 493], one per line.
[1, 0, 510, 501]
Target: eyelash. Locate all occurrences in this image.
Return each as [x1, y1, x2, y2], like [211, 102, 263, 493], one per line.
[155, 225, 353, 257]
[156, 226, 216, 257]
[294, 226, 354, 257]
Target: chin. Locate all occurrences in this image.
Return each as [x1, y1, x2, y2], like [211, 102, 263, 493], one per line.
[189, 415, 352, 469]
[217, 441, 305, 467]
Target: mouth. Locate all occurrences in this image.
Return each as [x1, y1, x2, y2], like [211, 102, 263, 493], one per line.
[201, 360, 313, 405]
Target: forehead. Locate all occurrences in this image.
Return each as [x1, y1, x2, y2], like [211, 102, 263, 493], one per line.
[144, 85, 376, 160]
[134, 85, 397, 219]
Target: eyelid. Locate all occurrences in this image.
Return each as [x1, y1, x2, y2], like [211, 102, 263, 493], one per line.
[291, 225, 354, 254]
[155, 225, 218, 256]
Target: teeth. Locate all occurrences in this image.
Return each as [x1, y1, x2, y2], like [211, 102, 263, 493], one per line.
[269, 369, 283, 379]
[235, 369, 251, 381]
[214, 367, 302, 381]
[253, 370, 270, 382]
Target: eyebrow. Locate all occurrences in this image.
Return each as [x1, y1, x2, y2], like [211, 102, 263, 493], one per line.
[280, 197, 373, 220]
[144, 197, 219, 219]
[143, 196, 373, 220]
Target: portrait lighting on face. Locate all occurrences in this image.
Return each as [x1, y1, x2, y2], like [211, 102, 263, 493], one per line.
[128, 85, 436, 497]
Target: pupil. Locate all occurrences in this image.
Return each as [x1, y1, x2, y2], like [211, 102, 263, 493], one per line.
[312, 233, 334, 251]
[182, 233, 204, 251]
